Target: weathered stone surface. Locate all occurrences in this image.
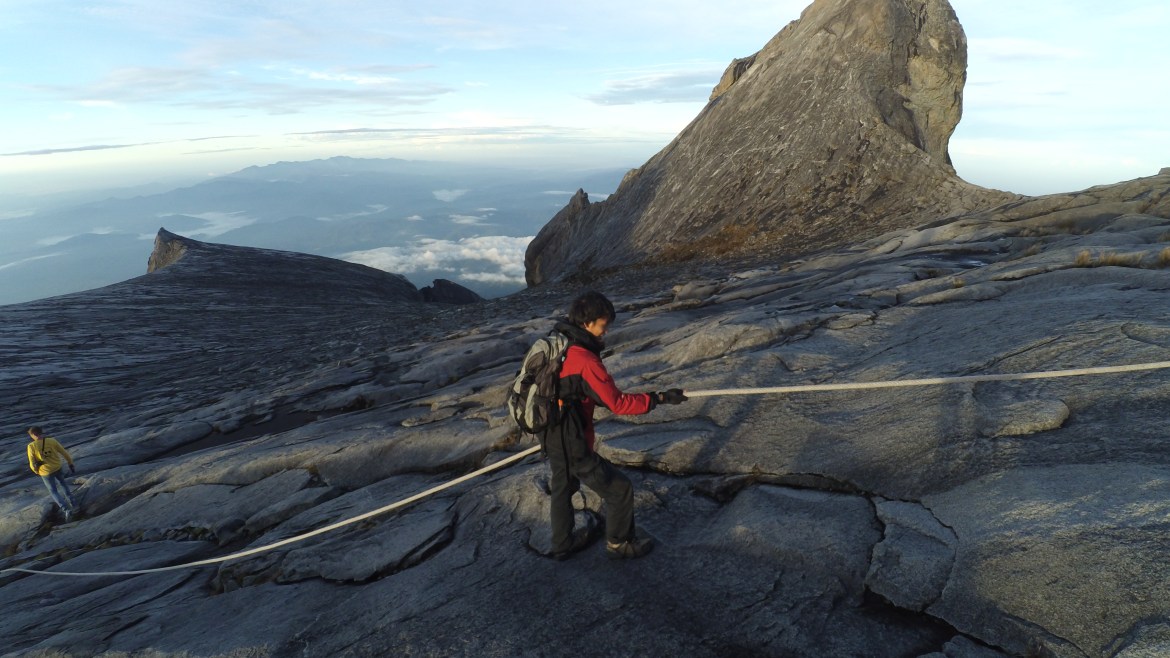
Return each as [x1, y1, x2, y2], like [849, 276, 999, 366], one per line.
[526, 0, 1016, 285]
[866, 500, 957, 612]
[3, 8, 1170, 658]
[921, 636, 1014, 658]
[924, 464, 1170, 658]
[1113, 624, 1170, 658]
[976, 397, 1069, 438]
[4, 170, 1170, 656]
[709, 54, 757, 101]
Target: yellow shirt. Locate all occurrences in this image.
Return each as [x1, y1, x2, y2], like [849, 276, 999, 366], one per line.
[27, 437, 73, 477]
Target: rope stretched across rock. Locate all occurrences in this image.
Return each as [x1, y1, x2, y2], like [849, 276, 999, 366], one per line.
[0, 446, 542, 578]
[7, 358, 1170, 578]
[684, 360, 1170, 397]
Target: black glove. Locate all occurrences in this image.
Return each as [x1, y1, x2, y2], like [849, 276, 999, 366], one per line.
[657, 389, 688, 405]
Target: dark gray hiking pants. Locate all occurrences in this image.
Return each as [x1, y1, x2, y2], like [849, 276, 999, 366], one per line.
[543, 411, 634, 552]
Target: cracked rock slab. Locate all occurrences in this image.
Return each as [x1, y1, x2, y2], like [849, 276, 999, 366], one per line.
[924, 463, 1170, 658]
[866, 500, 957, 612]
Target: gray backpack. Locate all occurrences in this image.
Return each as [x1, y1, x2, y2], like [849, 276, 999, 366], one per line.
[508, 332, 571, 434]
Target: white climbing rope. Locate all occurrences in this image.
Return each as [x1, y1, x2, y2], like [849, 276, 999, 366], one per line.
[8, 358, 1170, 578]
[1, 445, 542, 578]
[684, 360, 1170, 398]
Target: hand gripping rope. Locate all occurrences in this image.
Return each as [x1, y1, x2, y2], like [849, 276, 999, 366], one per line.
[6, 359, 1170, 578]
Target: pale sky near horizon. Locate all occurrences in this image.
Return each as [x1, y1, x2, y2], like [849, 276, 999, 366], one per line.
[1, 0, 1167, 199]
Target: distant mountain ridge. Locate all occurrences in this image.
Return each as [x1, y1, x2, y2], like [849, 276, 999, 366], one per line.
[0, 157, 627, 306]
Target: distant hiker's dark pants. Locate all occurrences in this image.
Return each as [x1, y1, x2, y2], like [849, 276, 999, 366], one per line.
[543, 414, 634, 552]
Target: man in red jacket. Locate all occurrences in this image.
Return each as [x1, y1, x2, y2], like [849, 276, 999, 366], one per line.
[544, 291, 687, 560]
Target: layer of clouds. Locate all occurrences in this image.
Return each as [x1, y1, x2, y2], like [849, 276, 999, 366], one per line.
[32, 65, 452, 115]
[969, 37, 1083, 62]
[318, 204, 389, 221]
[159, 210, 256, 237]
[8, 126, 573, 161]
[432, 189, 468, 202]
[6, 135, 248, 158]
[0, 253, 63, 272]
[36, 227, 116, 247]
[5, 143, 149, 157]
[450, 213, 493, 226]
[342, 235, 532, 285]
[586, 67, 722, 105]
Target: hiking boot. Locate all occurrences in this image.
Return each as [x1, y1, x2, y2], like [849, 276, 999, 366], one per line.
[63, 509, 74, 523]
[606, 536, 654, 560]
[551, 527, 596, 561]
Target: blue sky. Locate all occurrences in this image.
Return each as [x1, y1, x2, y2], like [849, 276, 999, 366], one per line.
[1, 0, 1167, 198]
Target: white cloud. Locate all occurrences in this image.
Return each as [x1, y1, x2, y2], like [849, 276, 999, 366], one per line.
[342, 235, 533, 285]
[159, 210, 256, 237]
[432, 189, 468, 202]
[285, 64, 436, 86]
[404, 214, 424, 221]
[76, 99, 121, 108]
[586, 66, 723, 105]
[36, 234, 76, 246]
[35, 65, 454, 115]
[450, 213, 493, 226]
[969, 37, 1083, 62]
[460, 271, 524, 284]
[318, 204, 388, 221]
[0, 252, 63, 272]
[34, 227, 117, 246]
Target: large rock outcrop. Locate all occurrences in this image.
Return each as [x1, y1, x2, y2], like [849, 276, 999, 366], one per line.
[143, 228, 423, 304]
[526, 0, 1016, 285]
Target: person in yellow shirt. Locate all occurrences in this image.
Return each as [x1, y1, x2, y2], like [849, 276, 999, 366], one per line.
[26, 426, 79, 521]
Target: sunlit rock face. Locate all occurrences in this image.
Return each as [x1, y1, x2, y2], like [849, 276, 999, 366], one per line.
[526, 0, 1017, 286]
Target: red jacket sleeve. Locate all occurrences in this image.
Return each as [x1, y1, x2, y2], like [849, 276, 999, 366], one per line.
[577, 350, 654, 415]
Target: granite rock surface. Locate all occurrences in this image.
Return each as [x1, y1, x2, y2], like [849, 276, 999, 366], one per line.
[3, 171, 1170, 657]
[525, 0, 1016, 285]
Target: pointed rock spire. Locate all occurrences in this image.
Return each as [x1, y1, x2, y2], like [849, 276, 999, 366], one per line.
[526, 0, 1017, 285]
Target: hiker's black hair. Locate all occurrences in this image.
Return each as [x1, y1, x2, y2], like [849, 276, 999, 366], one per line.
[568, 291, 616, 327]
[28, 426, 43, 436]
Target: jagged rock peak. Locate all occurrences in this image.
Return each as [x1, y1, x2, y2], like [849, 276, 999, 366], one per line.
[526, 0, 1017, 286]
[419, 279, 484, 305]
[141, 228, 423, 304]
[709, 54, 758, 102]
[525, 190, 591, 287]
[147, 228, 198, 273]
